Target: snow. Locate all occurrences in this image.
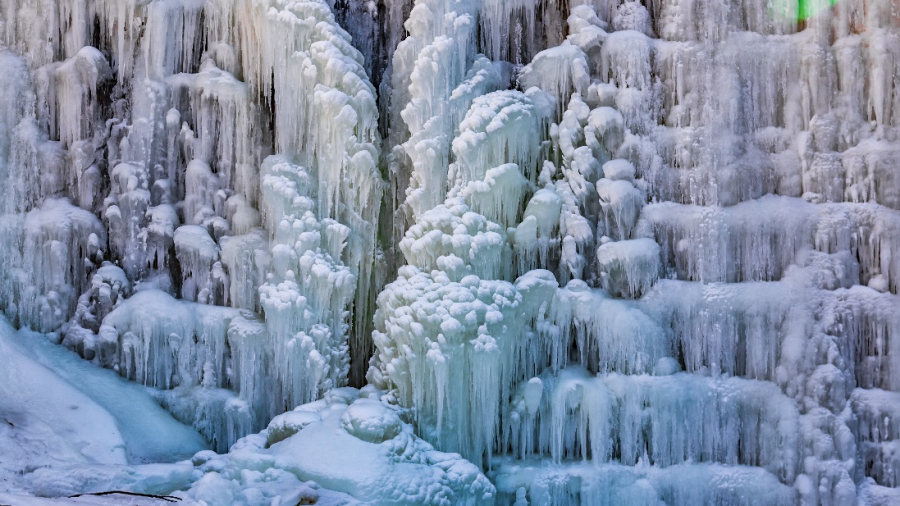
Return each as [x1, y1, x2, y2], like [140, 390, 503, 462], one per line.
[0, 321, 127, 493]
[28, 462, 196, 499]
[264, 393, 495, 504]
[340, 398, 403, 443]
[450, 89, 552, 192]
[11, 327, 206, 464]
[518, 44, 591, 118]
[602, 158, 636, 181]
[0, 316, 205, 495]
[0, 493, 201, 506]
[265, 410, 322, 447]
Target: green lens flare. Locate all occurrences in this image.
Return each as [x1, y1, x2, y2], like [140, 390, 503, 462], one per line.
[769, 0, 839, 21]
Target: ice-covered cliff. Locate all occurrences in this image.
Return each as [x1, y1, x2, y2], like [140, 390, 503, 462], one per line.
[0, 0, 898, 504]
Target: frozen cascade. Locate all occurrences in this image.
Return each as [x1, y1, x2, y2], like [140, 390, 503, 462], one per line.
[368, 0, 900, 503]
[0, 0, 383, 448]
[0, 0, 898, 504]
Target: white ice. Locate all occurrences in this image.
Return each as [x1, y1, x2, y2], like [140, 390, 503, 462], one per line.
[0, 0, 898, 503]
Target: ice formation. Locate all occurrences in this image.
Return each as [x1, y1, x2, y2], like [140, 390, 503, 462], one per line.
[0, 0, 899, 504]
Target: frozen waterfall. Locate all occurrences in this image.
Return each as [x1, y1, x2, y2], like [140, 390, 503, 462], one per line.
[0, 0, 898, 504]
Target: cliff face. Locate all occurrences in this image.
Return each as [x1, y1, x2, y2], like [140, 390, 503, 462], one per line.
[0, 0, 899, 504]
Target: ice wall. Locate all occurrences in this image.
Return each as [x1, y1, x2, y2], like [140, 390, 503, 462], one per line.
[0, 0, 383, 449]
[0, 0, 898, 504]
[369, 0, 900, 503]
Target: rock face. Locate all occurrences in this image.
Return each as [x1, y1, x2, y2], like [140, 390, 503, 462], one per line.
[0, 0, 899, 504]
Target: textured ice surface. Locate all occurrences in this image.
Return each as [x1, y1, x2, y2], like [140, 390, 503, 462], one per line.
[0, 317, 205, 495]
[2, 390, 496, 505]
[0, 0, 898, 503]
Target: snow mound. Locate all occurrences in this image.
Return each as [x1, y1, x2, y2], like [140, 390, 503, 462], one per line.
[340, 399, 403, 443]
[188, 392, 495, 505]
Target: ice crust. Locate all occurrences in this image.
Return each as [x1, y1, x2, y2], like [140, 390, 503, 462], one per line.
[0, 317, 206, 494]
[0, 0, 898, 503]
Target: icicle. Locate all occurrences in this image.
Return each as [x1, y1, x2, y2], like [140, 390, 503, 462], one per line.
[368, 264, 523, 464]
[596, 238, 660, 298]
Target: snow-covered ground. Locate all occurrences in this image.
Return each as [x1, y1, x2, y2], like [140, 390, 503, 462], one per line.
[0, 318, 494, 504]
[0, 317, 205, 494]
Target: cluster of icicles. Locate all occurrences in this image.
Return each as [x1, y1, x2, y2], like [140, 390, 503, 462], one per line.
[0, 0, 899, 503]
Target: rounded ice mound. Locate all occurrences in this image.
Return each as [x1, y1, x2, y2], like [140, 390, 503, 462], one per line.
[612, 1, 654, 36]
[654, 357, 681, 376]
[266, 410, 323, 447]
[340, 399, 402, 443]
[602, 159, 636, 182]
[325, 386, 361, 406]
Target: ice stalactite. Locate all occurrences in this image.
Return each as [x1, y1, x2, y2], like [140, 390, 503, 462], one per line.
[371, 76, 559, 469]
[638, 197, 900, 292]
[0, 0, 384, 450]
[490, 461, 798, 506]
[368, 0, 900, 503]
[257, 154, 356, 410]
[504, 368, 801, 479]
[369, 265, 523, 464]
[595, 237, 660, 298]
[0, 199, 105, 332]
[75, 289, 264, 450]
[388, 0, 479, 242]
